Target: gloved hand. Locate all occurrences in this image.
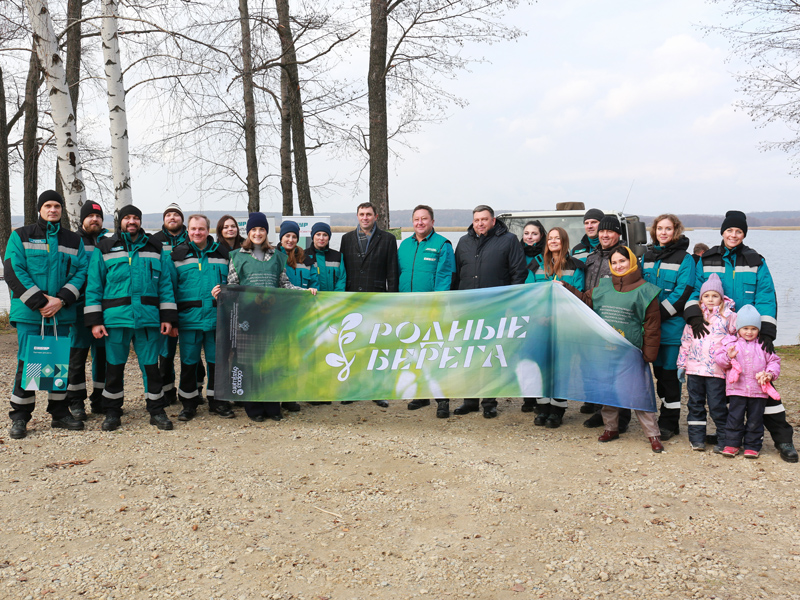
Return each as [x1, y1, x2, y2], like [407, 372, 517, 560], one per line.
[677, 368, 686, 383]
[687, 316, 709, 339]
[759, 332, 775, 354]
[659, 305, 671, 323]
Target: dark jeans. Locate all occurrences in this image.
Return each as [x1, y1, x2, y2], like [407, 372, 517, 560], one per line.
[686, 375, 727, 447]
[726, 395, 766, 452]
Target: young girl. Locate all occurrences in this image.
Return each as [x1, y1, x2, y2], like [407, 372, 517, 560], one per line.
[676, 274, 737, 452]
[715, 305, 781, 459]
[564, 246, 664, 453]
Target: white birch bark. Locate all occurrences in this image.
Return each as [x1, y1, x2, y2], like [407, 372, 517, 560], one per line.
[101, 0, 132, 209]
[24, 0, 86, 228]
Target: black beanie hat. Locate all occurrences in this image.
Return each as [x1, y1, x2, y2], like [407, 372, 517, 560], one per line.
[720, 210, 748, 236]
[37, 190, 64, 212]
[80, 201, 104, 223]
[583, 208, 605, 222]
[598, 215, 621, 235]
[117, 204, 142, 222]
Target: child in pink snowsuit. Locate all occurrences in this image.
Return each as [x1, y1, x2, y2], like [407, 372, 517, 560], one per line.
[677, 273, 737, 452]
[715, 305, 781, 459]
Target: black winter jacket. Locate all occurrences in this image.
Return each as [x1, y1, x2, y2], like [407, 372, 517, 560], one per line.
[339, 226, 399, 292]
[452, 219, 528, 290]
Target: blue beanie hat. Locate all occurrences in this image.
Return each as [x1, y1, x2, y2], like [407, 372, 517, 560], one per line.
[279, 220, 300, 241]
[246, 212, 268, 234]
[736, 305, 761, 331]
[311, 222, 332, 238]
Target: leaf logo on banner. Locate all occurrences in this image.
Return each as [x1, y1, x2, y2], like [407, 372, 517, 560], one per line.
[326, 313, 362, 381]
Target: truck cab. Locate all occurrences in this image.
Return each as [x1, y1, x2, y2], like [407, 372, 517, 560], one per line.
[498, 203, 649, 257]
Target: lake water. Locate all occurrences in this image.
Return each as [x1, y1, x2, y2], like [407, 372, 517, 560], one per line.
[2, 228, 798, 345]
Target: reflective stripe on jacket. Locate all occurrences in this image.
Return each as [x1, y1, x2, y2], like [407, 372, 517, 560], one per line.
[3, 219, 87, 326]
[685, 243, 778, 340]
[397, 231, 455, 292]
[306, 246, 347, 291]
[278, 246, 319, 289]
[640, 236, 695, 345]
[85, 231, 178, 328]
[168, 238, 229, 331]
[525, 254, 585, 290]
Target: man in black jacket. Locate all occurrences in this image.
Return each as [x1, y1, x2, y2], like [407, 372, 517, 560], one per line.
[340, 202, 399, 408]
[452, 205, 527, 418]
[340, 202, 399, 293]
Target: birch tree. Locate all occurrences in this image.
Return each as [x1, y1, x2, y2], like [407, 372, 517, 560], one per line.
[24, 0, 86, 226]
[55, 0, 84, 226]
[100, 0, 132, 209]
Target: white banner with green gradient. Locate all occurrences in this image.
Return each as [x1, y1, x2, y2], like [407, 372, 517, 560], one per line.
[215, 282, 657, 411]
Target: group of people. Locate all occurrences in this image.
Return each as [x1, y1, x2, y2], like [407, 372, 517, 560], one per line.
[3, 192, 796, 464]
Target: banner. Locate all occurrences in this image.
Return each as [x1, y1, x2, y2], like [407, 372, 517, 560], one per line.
[215, 282, 657, 411]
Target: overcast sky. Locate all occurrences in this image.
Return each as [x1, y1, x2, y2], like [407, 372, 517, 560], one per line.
[365, 0, 800, 220]
[12, 0, 800, 220]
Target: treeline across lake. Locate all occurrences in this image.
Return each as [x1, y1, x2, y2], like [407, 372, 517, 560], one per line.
[9, 209, 800, 231]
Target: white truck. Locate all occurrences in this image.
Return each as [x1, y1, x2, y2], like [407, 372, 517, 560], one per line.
[498, 202, 649, 257]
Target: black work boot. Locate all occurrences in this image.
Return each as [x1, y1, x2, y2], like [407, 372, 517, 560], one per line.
[436, 400, 450, 418]
[9, 420, 27, 439]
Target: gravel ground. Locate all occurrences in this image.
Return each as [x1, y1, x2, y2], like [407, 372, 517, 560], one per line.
[0, 331, 798, 600]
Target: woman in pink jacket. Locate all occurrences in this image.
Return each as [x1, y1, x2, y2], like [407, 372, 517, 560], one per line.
[715, 304, 781, 459]
[676, 274, 737, 452]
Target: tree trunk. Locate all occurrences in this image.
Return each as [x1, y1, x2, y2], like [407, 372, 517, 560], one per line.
[58, 0, 83, 228]
[368, 0, 390, 229]
[23, 44, 40, 225]
[0, 68, 11, 256]
[102, 0, 132, 210]
[238, 0, 260, 213]
[280, 64, 293, 216]
[25, 0, 87, 228]
[275, 0, 313, 216]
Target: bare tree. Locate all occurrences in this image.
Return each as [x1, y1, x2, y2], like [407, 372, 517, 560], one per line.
[275, 0, 313, 215]
[56, 0, 83, 227]
[25, 0, 87, 226]
[0, 68, 13, 256]
[239, 0, 262, 212]
[137, 0, 358, 214]
[709, 0, 800, 172]
[101, 0, 132, 209]
[279, 60, 293, 215]
[22, 44, 41, 224]
[365, 0, 524, 228]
